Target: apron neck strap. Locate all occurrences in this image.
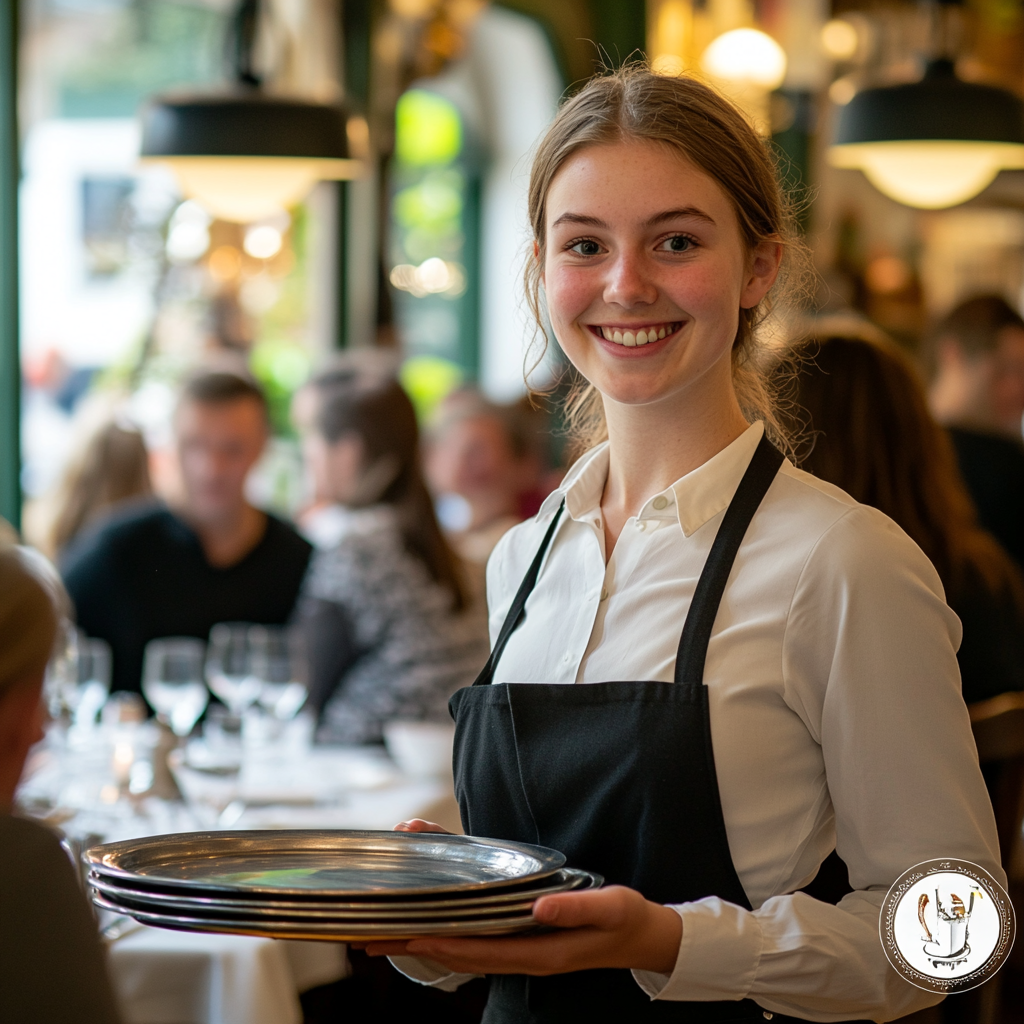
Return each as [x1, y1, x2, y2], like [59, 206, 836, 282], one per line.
[674, 432, 784, 683]
[471, 430, 784, 688]
[471, 499, 566, 686]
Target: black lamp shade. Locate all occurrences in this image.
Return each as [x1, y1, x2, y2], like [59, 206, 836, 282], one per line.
[835, 60, 1024, 146]
[141, 93, 351, 160]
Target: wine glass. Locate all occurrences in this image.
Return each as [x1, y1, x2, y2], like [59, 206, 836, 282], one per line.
[205, 623, 262, 717]
[249, 625, 309, 720]
[142, 638, 210, 737]
[72, 635, 112, 728]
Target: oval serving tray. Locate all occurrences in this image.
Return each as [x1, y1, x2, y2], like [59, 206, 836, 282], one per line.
[90, 868, 598, 919]
[85, 830, 565, 898]
[92, 892, 545, 942]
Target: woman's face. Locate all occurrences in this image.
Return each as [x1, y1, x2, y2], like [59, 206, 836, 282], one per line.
[302, 430, 364, 505]
[542, 140, 780, 415]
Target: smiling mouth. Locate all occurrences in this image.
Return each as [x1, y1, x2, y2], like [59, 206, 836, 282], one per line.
[589, 322, 682, 348]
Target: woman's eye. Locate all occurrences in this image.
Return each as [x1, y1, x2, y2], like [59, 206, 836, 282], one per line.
[659, 235, 695, 253]
[570, 239, 603, 256]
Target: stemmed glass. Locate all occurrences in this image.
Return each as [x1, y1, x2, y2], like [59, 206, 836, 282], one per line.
[73, 635, 112, 728]
[249, 625, 309, 721]
[205, 623, 262, 717]
[142, 638, 210, 737]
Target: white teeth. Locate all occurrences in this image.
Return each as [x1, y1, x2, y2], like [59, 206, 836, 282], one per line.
[597, 324, 676, 345]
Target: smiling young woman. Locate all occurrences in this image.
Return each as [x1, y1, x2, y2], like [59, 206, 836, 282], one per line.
[359, 67, 1003, 1024]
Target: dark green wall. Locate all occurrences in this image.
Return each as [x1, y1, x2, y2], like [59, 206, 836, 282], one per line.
[1, 0, 18, 531]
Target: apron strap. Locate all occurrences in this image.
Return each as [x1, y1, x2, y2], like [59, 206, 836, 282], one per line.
[674, 431, 784, 684]
[471, 499, 566, 686]
[473, 430, 784, 688]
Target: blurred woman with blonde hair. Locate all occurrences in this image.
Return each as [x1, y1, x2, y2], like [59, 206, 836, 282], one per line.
[46, 419, 152, 557]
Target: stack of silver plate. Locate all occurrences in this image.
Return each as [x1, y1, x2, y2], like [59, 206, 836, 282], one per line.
[86, 830, 601, 941]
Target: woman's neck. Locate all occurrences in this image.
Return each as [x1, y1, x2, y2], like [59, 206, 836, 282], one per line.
[599, 384, 749, 557]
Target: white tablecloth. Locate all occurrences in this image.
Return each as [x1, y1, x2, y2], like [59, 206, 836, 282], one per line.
[110, 932, 348, 1024]
[20, 733, 464, 1024]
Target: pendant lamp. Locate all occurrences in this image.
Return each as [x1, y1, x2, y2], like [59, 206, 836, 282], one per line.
[140, 0, 362, 222]
[830, 58, 1024, 209]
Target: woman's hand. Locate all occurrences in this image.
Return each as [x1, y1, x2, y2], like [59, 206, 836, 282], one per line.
[355, 885, 682, 976]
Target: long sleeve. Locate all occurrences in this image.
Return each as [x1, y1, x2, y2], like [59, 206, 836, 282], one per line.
[0, 815, 123, 1024]
[296, 595, 364, 716]
[633, 506, 1004, 1020]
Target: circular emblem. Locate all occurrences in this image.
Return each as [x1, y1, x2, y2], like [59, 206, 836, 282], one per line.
[880, 859, 1015, 993]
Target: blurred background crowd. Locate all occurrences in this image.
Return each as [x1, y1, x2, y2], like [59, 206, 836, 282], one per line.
[2, 0, 1024, 1021]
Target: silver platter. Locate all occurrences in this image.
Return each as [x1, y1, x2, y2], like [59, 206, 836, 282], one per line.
[90, 868, 598, 920]
[85, 830, 565, 897]
[90, 893, 568, 942]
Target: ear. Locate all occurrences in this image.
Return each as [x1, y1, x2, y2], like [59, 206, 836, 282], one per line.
[739, 238, 783, 310]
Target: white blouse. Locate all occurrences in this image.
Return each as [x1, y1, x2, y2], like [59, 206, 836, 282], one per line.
[393, 422, 1004, 1021]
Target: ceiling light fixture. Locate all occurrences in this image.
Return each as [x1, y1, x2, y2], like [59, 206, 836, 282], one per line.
[140, 0, 364, 223]
[829, 58, 1024, 209]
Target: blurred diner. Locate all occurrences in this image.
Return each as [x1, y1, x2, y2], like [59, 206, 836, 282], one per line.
[778, 330, 1024, 705]
[40, 418, 152, 560]
[926, 295, 1024, 569]
[294, 362, 490, 745]
[61, 371, 312, 695]
[0, 544, 122, 1024]
[425, 390, 544, 568]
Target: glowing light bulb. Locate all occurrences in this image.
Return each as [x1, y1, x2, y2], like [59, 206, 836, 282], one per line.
[821, 19, 859, 61]
[701, 29, 787, 91]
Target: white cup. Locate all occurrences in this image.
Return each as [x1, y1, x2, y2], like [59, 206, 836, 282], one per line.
[383, 721, 456, 778]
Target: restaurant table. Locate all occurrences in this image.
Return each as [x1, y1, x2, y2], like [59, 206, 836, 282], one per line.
[16, 718, 464, 1024]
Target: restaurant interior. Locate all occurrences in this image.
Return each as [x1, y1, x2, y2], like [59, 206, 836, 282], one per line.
[1, 0, 1023, 1022]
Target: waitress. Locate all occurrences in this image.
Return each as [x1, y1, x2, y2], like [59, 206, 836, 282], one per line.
[362, 67, 1002, 1022]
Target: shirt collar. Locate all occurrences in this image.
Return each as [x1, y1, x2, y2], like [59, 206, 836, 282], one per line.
[538, 421, 768, 538]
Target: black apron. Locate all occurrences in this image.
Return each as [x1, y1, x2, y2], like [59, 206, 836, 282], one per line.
[449, 433, 788, 1024]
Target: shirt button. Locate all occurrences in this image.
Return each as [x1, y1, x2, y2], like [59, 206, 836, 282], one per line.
[636, 521, 647, 532]
[563, 652, 571, 663]
[652, 495, 669, 510]
[600, 587, 608, 601]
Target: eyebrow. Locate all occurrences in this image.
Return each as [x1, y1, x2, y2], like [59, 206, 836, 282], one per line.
[550, 207, 716, 230]
[645, 207, 716, 227]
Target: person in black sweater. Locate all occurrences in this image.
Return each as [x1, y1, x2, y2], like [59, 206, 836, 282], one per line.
[926, 295, 1024, 570]
[62, 372, 311, 695]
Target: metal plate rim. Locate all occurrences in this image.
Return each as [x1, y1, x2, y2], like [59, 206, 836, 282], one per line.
[92, 892, 546, 940]
[84, 829, 565, 897]
[90, 868, 597, 916]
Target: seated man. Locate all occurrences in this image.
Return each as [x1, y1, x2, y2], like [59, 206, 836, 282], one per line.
[0, 544, 122, 1024]
[927, 294, 1024, 570]
[62, 372, 312, 694]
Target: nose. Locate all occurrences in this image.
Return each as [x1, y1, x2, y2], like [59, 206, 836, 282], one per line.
[603, 248, 658, 310]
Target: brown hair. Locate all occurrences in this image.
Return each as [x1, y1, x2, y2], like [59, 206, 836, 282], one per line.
[49, 421, 152, 554]
[777, 332, 1024, 603]
[180, 370, 268, 417]
[525, 64, 807, 456]
[310, 367, 469, 611]
[925, 294, 1024, 379]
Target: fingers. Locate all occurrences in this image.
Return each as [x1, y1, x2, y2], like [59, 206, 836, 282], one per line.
[393, 819, 451, 833]
[356, 940, 415, 957]
[531, 885, 635, 929]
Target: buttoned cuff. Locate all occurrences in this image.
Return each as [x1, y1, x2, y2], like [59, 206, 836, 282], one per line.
[388, 956, 479, 992]
[632, 898, 764, 1002]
